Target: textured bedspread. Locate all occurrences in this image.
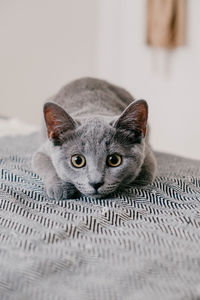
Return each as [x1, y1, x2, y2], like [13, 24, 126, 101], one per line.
[0, 134, 200, 300]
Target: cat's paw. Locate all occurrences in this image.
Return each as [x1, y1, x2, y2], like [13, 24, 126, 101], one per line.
[46, 180, 77, 200]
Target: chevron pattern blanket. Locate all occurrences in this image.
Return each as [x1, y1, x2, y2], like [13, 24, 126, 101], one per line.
[0, 134, 200, 300]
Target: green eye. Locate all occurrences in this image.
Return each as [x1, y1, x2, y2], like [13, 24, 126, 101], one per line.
[107, 154, 122, 167]
[71, 154, 86, 168]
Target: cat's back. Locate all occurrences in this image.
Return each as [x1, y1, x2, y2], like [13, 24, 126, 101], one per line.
[49, 77, 134, 118]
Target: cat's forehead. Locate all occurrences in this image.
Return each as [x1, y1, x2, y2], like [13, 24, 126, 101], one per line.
[78, 118, 114, 141]
[76, 118, 115, 151]
[60, 117, 132, 156]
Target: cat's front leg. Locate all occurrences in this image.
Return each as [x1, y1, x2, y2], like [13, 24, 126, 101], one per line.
[45, 176, 78, 200]
[32, 151, 78, 200]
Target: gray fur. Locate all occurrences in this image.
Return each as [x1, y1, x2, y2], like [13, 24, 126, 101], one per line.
[32, 77, 156, 200]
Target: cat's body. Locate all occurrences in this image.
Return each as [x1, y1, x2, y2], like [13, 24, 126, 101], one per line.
[32, 77, 156, 200]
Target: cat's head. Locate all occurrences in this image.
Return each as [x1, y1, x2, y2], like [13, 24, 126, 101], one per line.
[43, 100, 148, 198]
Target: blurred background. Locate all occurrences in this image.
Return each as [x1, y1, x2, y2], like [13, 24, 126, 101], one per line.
[0, 0, 199, 159]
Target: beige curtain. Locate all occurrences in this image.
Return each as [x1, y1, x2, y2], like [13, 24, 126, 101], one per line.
[146, 0, 186, 48]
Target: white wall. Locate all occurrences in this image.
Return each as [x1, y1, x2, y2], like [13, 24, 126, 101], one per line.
[0, 0, 98, 123]
[0, 0, 199, 160]
[97, 0, 200, 160]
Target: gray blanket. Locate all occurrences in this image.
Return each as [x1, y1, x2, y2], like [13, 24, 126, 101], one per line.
[0, 134, 200, 300]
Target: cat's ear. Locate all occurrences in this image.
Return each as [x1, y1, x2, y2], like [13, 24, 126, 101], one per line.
[43, 102, 76, 142]
[113, 100, 148, 137]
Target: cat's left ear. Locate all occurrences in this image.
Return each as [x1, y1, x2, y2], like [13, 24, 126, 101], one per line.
[113, 100, 148, 137]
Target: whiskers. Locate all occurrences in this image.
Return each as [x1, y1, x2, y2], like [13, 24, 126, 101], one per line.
[119, 179, 151, 190]
[75, 179, 150, 198]
[75, 181, 119, 197]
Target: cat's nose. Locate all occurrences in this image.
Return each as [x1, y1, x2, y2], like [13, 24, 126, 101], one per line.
[89, 181, 104, 190]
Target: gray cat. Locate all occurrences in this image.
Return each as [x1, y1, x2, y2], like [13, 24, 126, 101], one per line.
[32, 77, 156, 200]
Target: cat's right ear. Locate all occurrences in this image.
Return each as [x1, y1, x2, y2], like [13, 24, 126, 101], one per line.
[43, 102, 76, 142]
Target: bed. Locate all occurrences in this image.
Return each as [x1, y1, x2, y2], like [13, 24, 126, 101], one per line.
[0, 127, 200, 300]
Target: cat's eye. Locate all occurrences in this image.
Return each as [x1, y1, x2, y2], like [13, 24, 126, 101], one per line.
[107, 154, 122, 167]
[71, 154, 86, 168]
